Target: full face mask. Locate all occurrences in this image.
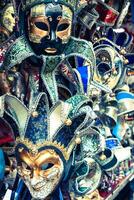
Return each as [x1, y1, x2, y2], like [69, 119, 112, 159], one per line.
[17, 147, 64, 199]
[27, 3, 73, 55]
[2, 4, 15, 33]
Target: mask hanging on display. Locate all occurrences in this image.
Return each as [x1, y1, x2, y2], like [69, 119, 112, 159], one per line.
[1, 4, 15, 33]
[0, 2, 16, 66]
[27, 3, 73, 55]
[17, 147, 64, 199]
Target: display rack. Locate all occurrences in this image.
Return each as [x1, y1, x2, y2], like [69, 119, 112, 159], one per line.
[105, 173, 134, 200]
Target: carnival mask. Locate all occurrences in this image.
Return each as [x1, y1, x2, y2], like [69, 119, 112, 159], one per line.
[27, 3, 73, 55]
[17, 148, 64, 199]
[2, 4, 15, 33]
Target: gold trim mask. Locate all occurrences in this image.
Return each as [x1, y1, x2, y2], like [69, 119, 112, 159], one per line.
[17, 148, 64, 199]
[27, 3, 73, 55]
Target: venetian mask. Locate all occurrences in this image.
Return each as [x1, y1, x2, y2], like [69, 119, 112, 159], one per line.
[2, 4, 15, 33]
[27, 3, 73, 55]
[17, 148, 64, 199]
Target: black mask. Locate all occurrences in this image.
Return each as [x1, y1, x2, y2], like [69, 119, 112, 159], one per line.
[27, 3, 73, 55]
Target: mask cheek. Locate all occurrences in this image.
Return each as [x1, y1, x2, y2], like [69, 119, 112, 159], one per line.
[40, 167, 60, 180]
[56, 26, 71, 43]
[18, 166, 32, 180]
[29, 24, 48, 44]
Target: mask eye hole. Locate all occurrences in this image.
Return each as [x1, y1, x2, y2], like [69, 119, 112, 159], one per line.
[57, 23, 69, 31]
[34, 22, 48, 31]
[11, 13, 14, 18]
[41, 163, 54, 170]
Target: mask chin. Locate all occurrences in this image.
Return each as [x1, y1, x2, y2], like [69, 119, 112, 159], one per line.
[29, 40, 67, 55]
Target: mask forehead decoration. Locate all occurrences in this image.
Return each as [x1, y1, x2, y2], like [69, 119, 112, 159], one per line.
[21, 0, 78, 11]
[29, 3, 72, 19]
[2, 4, 15, 33]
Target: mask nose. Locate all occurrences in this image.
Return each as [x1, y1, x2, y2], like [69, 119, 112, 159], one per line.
[50, 30, 56, 41]
[30, 168, 44, 186]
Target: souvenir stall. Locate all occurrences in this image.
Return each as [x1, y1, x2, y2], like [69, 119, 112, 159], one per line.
[0, 0, 134, 200]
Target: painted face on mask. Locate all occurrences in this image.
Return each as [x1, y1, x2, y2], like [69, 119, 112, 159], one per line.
[17, 148, 64, 199]
[27, 3, 73, 55]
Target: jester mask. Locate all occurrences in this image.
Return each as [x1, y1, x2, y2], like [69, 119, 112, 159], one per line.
[16, 145, 64, 199]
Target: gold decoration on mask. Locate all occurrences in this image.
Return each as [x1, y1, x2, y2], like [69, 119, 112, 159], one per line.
[28, 4, 73, 46]
[56, 17, 72, 44]
[18, 147, 24, 153]
[62, 5, 73, 21]
[30, 4, 46, 17]
[75, 137, 81, 144]
[123, 59, 129, 65]
[100, 153, 106, 161]
[56, 5, 73, 44]
[120, 48, 126, 55]
[64, 118, 72, 126]
[28, 15, 49, 44]
[16, 137, 70, 160]
[31, 111, 39, 117]
[22, 0, 78, 11]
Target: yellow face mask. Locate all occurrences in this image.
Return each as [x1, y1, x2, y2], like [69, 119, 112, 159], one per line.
[17, 148, 64, 199]
[2, 4, 15, 33]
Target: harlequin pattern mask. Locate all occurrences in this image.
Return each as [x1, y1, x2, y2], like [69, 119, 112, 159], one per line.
[17, 147, 64, 199]
[27, 3, 73, 55]
[2, 4, 15, 33]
